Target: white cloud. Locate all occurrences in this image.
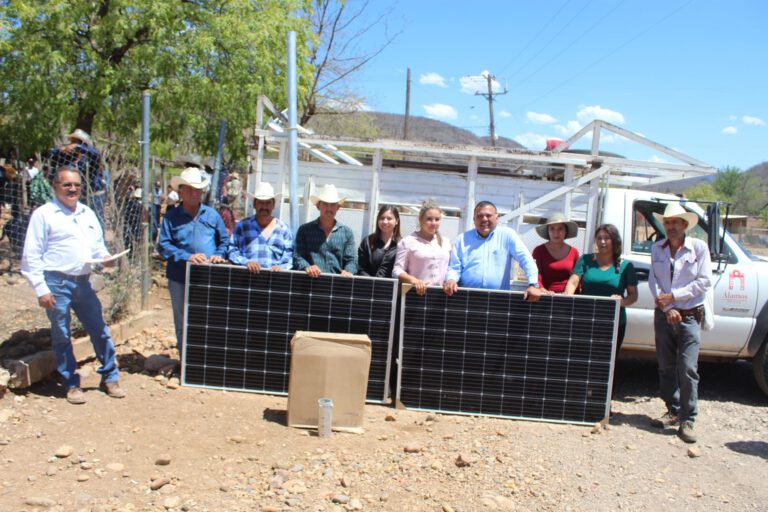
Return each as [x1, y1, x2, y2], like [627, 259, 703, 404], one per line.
[527, 112, 557, 124]
[576, 105, 625, 125]
[742, 115, 765, 126]
[722, 126, 738, 135]
[419, 72, 447, 88]
[554, 121, 582, 137]
[649, 155, 671, 163]
[728, 115, 738, 121]
[514, 132, 549, 150]
[422, 103, 458, 120]
[459, 70, 502, 94]
[498, 110, 512, 119]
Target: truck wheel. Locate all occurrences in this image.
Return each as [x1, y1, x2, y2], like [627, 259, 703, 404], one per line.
[754, 339, 768, 396]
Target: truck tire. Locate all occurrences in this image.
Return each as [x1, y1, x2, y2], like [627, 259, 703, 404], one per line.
[754, 339, 768, 396]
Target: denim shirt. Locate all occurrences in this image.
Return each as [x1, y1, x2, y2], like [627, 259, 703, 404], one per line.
[157, 204, 230, 283]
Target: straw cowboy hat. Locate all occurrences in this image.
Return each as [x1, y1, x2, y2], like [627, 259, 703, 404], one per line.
[170, 167, 210, 191]
[535, 212, 579, 240]
[310, 184, 346, 205]
[247, 182, 281, 203]
[67, 129, 93, 147]
[653, 202, 698, 231]
[131, 188, 143, 199]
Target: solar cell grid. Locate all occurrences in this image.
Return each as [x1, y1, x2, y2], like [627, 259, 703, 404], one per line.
[397, 286, 619, 424]
[182, 264, 397, 402]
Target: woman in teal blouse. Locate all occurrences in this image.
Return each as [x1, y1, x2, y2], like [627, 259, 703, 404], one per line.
[565, 224, 638, 354]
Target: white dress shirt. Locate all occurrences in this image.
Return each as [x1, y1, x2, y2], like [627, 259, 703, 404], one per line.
[21, 199, 110, 297]
[649, 236, 712, 311]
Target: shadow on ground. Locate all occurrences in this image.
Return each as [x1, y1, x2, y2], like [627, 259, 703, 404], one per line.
[725, 440, 768, 460]
[613, 358, 767, 407]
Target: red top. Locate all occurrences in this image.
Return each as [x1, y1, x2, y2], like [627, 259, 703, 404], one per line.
[532, 244, 580, 293]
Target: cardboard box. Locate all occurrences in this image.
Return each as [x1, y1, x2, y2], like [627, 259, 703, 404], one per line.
[287, 331, 372, 433]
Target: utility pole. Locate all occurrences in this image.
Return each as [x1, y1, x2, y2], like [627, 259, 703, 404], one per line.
[475, 73, 507, 147]
[403, 67, 411, 140]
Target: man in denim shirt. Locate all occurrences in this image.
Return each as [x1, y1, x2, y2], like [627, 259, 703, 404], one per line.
[157, 168, 229, 357]
[294, 184, 357, 277]
[648, 203, 712, 443]
[228, 182, 293, 272]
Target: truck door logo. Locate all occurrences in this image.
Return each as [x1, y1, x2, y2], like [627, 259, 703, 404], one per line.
[729, 269, 745, 291]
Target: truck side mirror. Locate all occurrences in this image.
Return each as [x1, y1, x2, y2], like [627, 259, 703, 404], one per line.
[706, 202, 722, 260]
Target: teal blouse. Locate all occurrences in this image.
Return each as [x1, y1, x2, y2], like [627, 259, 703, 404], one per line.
[573, 254, 638, 325]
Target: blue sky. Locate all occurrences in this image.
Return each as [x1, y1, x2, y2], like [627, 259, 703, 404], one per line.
[352, 0, 767, 171]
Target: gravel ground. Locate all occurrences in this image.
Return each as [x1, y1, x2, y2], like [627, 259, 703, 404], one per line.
[0, 329, 766, 512]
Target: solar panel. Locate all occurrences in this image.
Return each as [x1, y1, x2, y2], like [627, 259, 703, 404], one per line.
[396, 287, 619, 425]
[182, 264, 398, 402]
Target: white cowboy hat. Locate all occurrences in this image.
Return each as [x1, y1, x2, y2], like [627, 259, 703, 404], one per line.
[310, 184, 346, 205]
[131, 188, 143, 199]
[170, 167, 210, 191]
[653, 202, 698, 231]
[247, 181, 281, 202]
[535, 212, 579, 240]
[68, 128, 93, 147]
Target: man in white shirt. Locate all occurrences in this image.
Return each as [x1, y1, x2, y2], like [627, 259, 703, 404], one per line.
[648, 202, 712, 443]
[21, 167, 125, 404]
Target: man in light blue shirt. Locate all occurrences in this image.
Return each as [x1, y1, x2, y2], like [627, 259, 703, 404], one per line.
[157, 168, 229, 355]
[443, 201, 541, 301]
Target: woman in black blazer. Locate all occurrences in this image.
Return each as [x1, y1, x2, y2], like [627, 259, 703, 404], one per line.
[357, 204, 401, 278]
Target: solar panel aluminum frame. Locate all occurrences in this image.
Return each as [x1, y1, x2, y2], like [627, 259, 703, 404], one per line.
[180, 263, 398, 403]
[396, 285, 620, 425]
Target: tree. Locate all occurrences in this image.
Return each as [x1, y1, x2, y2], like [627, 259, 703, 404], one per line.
[713, 166, 742, 199]
[0, 0, 314, 160]
[684, 182, 718, 202]
[299, 0, 401, 126]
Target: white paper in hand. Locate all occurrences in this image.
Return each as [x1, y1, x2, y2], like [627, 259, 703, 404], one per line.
[83, 249, 130, 265]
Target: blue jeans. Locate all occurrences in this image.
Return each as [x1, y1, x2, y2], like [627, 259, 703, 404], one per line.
[44, 272, 119, 388]
[168, 278, 185, 359]
[654, 308, 701, 423]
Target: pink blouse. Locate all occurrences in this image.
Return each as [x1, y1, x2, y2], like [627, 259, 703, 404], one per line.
[393, 231, 452, 285]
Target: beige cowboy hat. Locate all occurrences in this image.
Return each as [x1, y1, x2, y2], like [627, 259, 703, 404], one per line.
[68, 128, 93, 147]
[247, 181, 281, 203]
[310, 184, 346, 205]
[131, 188, 143, 200]
[653, 202, 698, 231]
[535, 212, 579, 240]
[170, 167, 210, 191]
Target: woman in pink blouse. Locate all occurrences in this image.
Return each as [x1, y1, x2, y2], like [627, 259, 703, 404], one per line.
[532, 212, 580, 293]
[393, 200, 452, 295]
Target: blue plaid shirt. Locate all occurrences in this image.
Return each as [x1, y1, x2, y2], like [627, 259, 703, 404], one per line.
[228, 216, 293, 270]
[294, 218, 358, 274]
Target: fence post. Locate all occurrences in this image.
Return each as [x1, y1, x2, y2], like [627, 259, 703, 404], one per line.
[209, 120, 227, 207]
[140, 92, 151, 310]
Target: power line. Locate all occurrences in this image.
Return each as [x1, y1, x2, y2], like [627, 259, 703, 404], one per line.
[504, 0, 593, 84]
[510, 0, 628, 92]
[499, 0, 574, 75]
[523, 0, 696, 109]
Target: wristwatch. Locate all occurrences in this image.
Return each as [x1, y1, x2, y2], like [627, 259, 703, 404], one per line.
[528, 283, 540, 288]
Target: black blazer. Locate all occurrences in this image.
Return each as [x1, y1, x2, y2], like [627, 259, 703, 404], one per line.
[357, 235, 398, 278]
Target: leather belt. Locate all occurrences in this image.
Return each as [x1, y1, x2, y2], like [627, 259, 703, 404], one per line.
[45, 271, 90, 283]
[675, 305, 704, 322]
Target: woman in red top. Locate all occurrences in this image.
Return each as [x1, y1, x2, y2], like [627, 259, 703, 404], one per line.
[532, 212, 580, 293]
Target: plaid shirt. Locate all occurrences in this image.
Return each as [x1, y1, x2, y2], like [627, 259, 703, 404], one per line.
[228, 216, 293, 270]
[294, 218, 358, 274]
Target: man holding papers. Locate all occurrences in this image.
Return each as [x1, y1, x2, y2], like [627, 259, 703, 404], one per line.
[21, 167, 125, 404]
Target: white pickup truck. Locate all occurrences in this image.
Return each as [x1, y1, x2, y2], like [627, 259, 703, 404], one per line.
[252, 110, 768, 395]
[608, 188, 768, 393]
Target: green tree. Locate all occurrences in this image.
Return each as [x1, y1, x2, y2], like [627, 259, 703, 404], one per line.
[731, 172, 766, 215]
[684, 182, 718, 202]
[713, 166, 742, 199]
[0, 0, 314, 160]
